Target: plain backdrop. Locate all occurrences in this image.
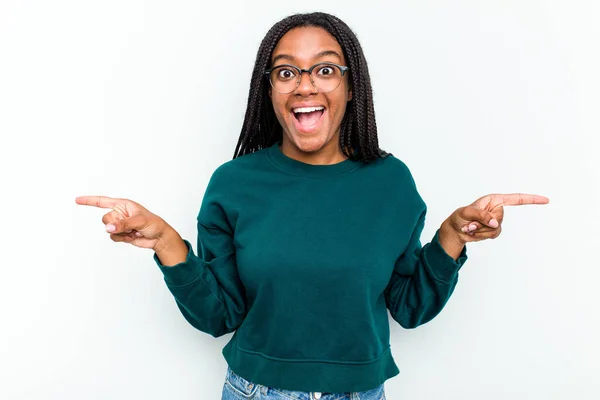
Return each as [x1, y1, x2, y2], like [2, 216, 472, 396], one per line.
[1, 1, 598, 399]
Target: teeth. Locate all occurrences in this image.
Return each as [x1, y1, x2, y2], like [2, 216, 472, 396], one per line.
[293, 106, 324, 113]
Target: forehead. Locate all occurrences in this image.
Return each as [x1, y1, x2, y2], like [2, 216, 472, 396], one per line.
[271, 26, 344, 64]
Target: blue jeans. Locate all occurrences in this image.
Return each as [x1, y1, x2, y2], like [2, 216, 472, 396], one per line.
[222, 366, 386, 400]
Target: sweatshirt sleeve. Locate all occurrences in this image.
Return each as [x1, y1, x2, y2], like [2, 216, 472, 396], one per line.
[153, 170, 246, 338]
[384, 202, 468, 329]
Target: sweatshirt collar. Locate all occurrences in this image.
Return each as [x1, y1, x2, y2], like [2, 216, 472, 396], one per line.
[267, 141, 362, 178]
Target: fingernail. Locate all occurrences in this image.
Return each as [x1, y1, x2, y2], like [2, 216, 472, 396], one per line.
[135, 232, 142, 237]
[469, 224, 477, 231]
[106, 224, 116, 233]
[489, 219, 499, 228]
[461, 226, 468, 233]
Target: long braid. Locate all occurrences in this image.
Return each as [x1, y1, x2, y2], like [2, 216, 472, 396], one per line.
[234, 12, 387, 162]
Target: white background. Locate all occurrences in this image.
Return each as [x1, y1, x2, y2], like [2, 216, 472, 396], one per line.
[1, 1, 598, 399]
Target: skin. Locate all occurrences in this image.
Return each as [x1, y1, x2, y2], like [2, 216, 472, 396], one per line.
[268, 26, 352, 165]
[437, 193, 549, 259]
[75, 27, 550, 265]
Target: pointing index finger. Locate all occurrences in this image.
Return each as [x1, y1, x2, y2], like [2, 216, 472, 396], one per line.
[75, 196, 120, 209]
[497, 193, 550, 206]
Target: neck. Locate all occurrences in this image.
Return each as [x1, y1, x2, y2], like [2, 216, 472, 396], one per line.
[280, 136, 348, 165]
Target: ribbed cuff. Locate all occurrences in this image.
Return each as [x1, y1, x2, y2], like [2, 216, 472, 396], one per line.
[423, 229, 468, 283]
[153, 239, 201, 287]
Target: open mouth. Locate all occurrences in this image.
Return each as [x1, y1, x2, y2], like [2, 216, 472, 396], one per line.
[292, 106, 325, 132]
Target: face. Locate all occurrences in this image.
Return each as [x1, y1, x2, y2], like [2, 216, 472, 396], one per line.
[268, 26, 352, 157]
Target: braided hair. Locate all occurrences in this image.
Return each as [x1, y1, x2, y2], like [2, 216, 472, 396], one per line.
[233, 12, 388, 162]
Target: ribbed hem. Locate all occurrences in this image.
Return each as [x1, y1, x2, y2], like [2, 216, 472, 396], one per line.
[222, 336, 399, 393]
[153, 239, 200, 287]
[424, 230, 468, 283]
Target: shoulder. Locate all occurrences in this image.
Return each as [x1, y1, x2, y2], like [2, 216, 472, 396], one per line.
[360, 153, 426, 212]
[364, 153, 419, 188]
[207, 147, 269, 187]
[198, 148, 270, 222]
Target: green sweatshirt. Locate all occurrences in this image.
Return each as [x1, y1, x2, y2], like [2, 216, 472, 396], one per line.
[154, 141, 467, 393]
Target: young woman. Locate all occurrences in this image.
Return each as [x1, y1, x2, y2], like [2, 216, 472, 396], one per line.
[76, 12, 548, 400]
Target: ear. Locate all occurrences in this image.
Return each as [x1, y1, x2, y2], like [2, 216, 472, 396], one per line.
[268, 86, 272, 99]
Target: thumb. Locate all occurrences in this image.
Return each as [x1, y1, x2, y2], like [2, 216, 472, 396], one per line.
[460, 206, 499, 229]
[105, 215, 147, 234]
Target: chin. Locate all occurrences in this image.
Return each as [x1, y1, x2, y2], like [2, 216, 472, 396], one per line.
[290, 133, 329, 153]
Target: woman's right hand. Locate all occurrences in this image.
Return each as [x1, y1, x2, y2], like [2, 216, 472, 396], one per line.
[75, 195, 174, 251]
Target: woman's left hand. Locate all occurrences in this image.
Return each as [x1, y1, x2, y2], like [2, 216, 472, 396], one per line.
[443, 193, 549, 245]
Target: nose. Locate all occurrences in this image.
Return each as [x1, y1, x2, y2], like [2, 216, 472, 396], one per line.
[294, 70, 317, 96]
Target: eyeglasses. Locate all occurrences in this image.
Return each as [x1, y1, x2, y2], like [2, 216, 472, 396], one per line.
[264, 62, 350, 94]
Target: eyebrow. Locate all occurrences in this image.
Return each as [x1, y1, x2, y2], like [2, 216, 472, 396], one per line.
[271, 50, 342, 65]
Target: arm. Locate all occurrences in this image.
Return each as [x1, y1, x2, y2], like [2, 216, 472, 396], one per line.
[153, 174, 246, 338]
[384, 209, 467, 329]
[384, 190, 548, 329]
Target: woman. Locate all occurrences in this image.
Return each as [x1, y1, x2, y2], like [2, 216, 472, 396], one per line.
[76, 12, 548, 400]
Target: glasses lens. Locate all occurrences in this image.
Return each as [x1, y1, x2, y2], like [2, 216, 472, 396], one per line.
[311, 63, 343, 92]
[269, 64, 343, 93]
[270, 66, 299, 94]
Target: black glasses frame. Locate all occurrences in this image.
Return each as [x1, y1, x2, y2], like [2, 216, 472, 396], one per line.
[264, 62, 350, 94]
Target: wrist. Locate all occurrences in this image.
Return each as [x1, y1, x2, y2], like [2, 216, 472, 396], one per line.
[438, 220, 466, 260]
[440, 219, 466, 244]
[154, 228, 189, 267]
[154, 225, 182, 254]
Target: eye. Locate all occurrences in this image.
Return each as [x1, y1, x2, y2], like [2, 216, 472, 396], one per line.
[317, 66, 335, 76]
[277, 68, 296, 80]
